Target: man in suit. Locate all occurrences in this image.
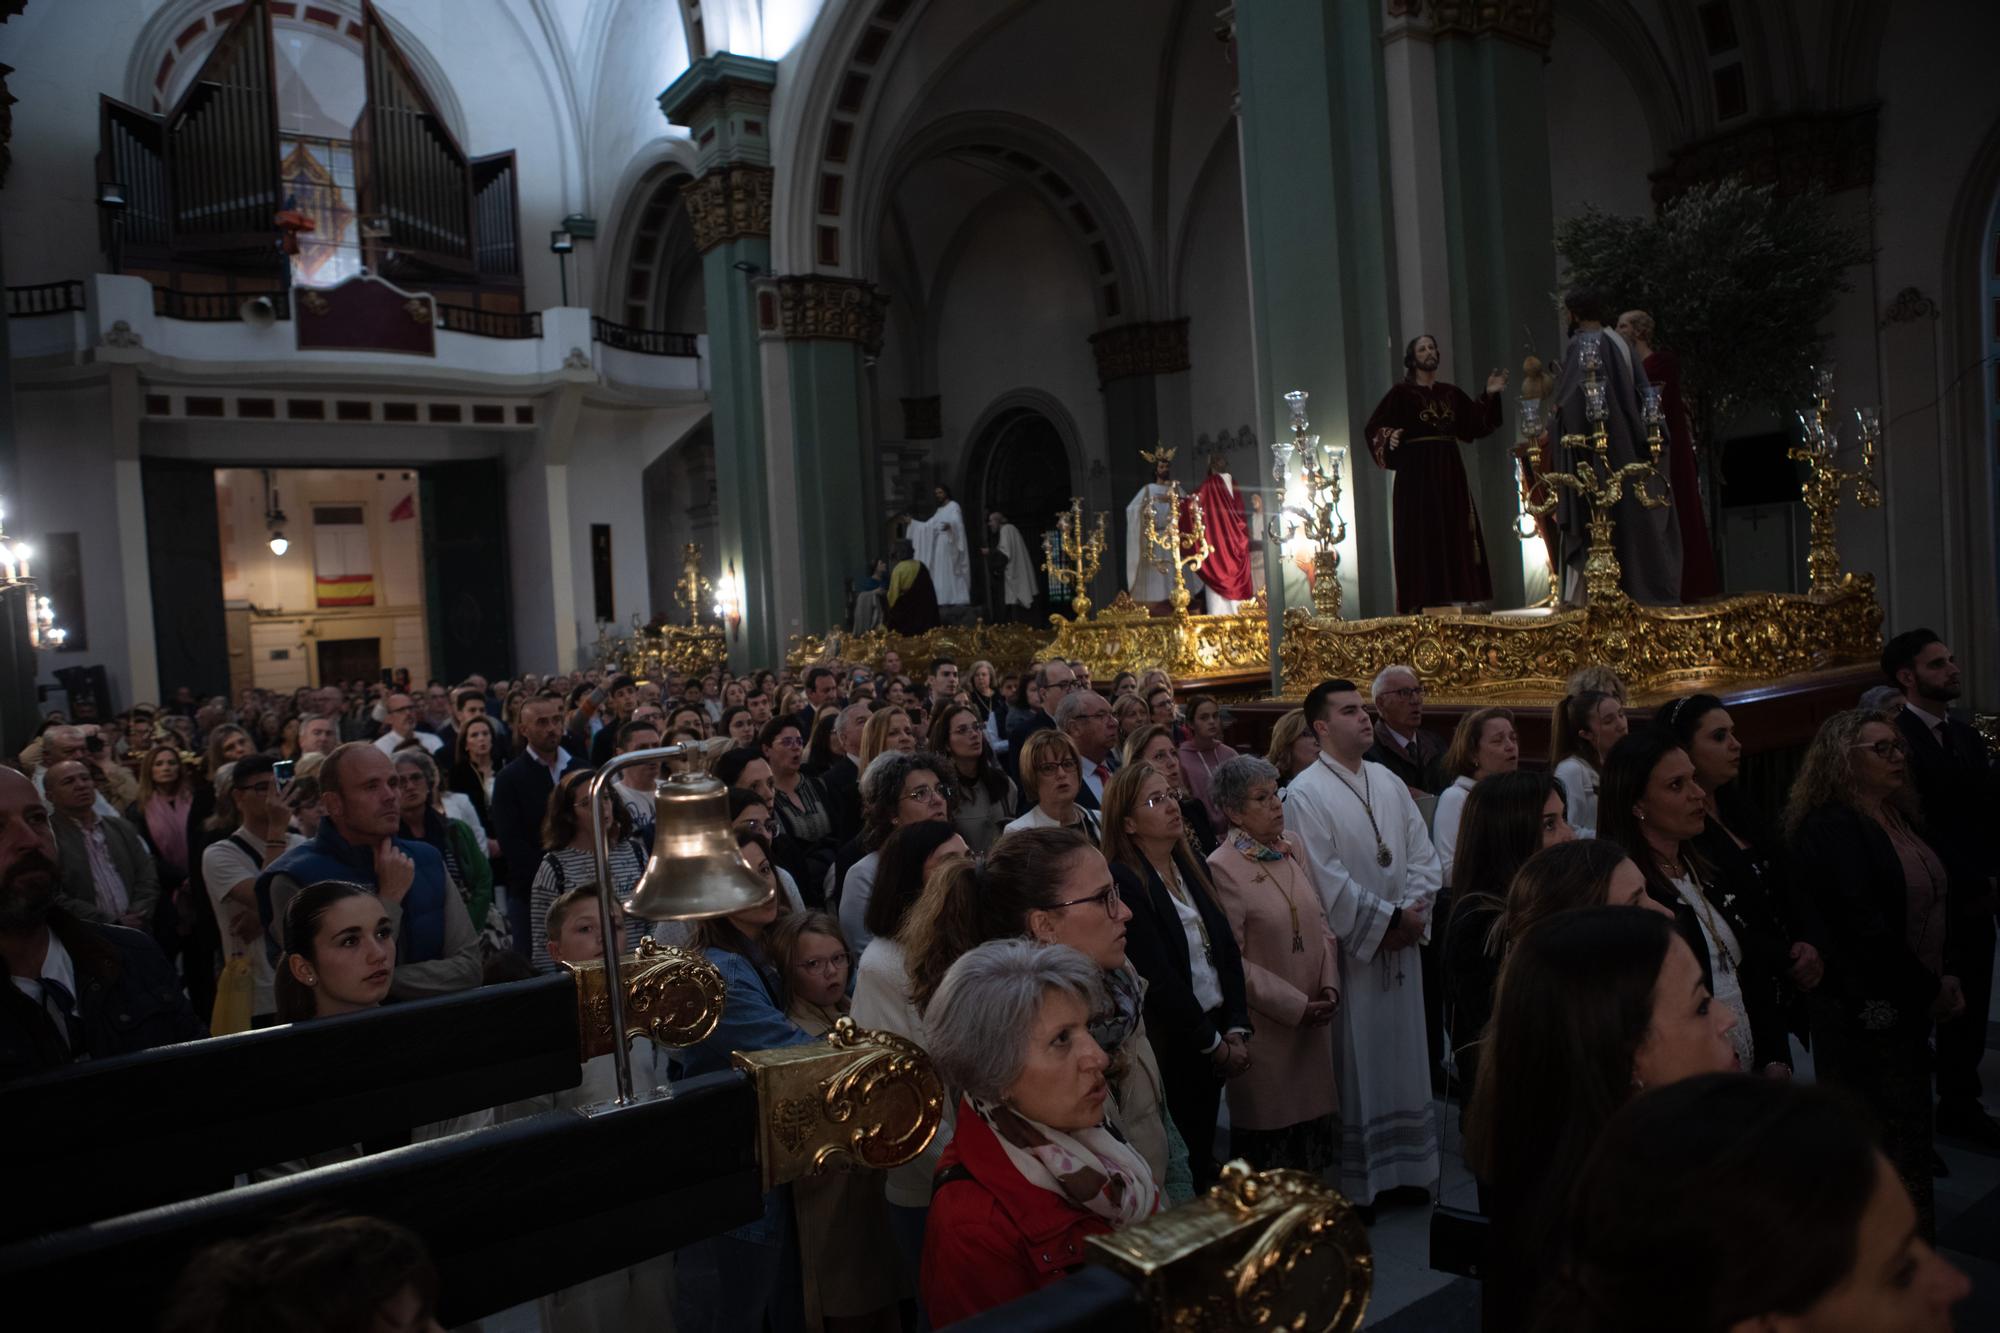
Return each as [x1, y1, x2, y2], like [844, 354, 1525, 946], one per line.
[1, 767, 202, 1081]
[821, 702, 872, 845]
[1058, 689, 1120, 811]
[490, 696, 584, 956]
[46, 760, 158, 930]
[793, 667, 841, 740]
[1884, 628, 2000, 1145]
[1363, 664, 1445, 797]
[1004, 661, 1075, 786]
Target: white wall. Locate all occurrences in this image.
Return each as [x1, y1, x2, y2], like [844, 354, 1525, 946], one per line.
[1179, 133, 1256, 447]
[15, 386, 130, 702]
[1545, 21, 1658, 224]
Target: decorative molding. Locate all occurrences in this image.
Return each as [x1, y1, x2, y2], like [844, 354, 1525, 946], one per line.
[1195, 425, 1259, 461]
[1651, 105, 1879, 207]
[99, 320, 143, 349]
[900, 396, 941, 440]
[1427, 0, 1553, 51]
[1089, 318, 1192, 386]
[563, 346, 593, 370]
[680, 164, 775, 254]
[1878, 287, 1939, 329]
[766, 275, 889, 354]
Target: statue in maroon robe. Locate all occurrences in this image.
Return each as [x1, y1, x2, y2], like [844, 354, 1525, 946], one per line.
[1194, 452, 1253, 612]
[1617, 310, 1719, 600]
[1365, 334, 1509, 612]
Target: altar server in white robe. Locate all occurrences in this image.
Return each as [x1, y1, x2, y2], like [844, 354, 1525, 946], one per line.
[987, 510, 1038, 615]
[1284, 677, 1441, 1206]
[1124, 445, 1202, 606]
[905, 485, 972, 606]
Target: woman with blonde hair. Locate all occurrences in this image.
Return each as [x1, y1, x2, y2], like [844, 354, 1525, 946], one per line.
[857, 705, 917, 771]
[1548, 690, 1627, 833]
[1431, 706, 1520, 886]
[1003, 728, 1100, 843]
[1122, 723, 1218, 855]
[1263, 708, 1318, 789]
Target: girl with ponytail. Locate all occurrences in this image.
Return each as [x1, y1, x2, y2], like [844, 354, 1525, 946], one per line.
[273, 881, 395, 1024]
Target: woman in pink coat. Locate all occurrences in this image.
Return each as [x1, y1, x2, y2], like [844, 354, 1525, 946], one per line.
[1204, 753, 1342, 1170]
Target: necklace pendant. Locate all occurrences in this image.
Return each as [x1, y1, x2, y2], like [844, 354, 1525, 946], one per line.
[1375, 843, 1393, 869]
[1292, 931, 1305, 954]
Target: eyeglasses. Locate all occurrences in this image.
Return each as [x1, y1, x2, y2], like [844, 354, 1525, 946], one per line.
[796, 952, 851, 974]
[1034, 757, 1079, 774]
[903, 782, 954, 803]
[1045, 679, 1075, 691]
[1141, 791, 1177, 811]
[1051, 883, 1123, 916]
[1377, 685, 1426, 701]
[734, 816, 781, 836]
[1851, 739, 1909, 759]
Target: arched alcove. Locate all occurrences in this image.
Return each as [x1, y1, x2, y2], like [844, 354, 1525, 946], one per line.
[604, 165, 707, 331]
[962, 392, 1083, 614]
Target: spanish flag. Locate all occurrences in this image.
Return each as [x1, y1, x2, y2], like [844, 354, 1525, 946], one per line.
[314, 574, 376, 606]
[314, 516, 375, 608]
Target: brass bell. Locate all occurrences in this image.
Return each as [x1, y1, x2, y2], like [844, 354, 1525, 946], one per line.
[624, 771, 774, 921]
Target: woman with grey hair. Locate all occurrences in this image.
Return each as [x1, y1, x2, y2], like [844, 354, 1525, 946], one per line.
[920, 939, 1161, 1327]
[1858, 683, 1905, 717]
[830, 749, 952, 955]
[392, 748, 496, 953]
[1204, 754, 1341, 1170]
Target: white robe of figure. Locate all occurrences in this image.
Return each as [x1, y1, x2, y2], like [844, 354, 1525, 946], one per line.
[909, 500, 971, 605]
[1124, 483, 1204, 604]
[995, 522, 1037, 609]
[1284, 754, 1442, 1204]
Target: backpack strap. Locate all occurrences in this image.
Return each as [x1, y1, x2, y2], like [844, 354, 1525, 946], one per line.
[933, 1162, 976, 1192]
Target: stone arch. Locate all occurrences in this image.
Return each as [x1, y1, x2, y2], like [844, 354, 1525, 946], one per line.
[598, 140, 707, 328]
[1939, 116, 2000, 690]
[960, 388, 1088, 607]
[1556, 0, 1693, 159]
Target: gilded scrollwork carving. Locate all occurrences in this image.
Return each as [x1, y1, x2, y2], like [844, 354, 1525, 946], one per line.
[1278, 579, 1883, 703]
[1087, 1159, 1372, 1332]
[1044, 592, 1273, 685]
[771, 275, 890, 355]
[570, 938, 726, 1058]
[734, 1017, 947, 1190]
[788, 621, 1050, 678]
[1088, 318, 1192, 386]
[1428, 0, 1554, 49]
[680, 164, 775, 254]
[595, 622, 730, 681]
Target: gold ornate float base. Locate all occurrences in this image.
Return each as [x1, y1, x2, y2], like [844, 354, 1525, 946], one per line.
[788, 620, 1058, 678]
[1279, 576, 1883, 703]
[596, 622, 730, 680]
[1042, 591, 1274, 685]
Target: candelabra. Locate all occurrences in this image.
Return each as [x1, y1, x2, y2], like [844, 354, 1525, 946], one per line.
[674, 541, 713, 628]
[1513, 405, 1560, 607]
[1140, 470, 1211, 618]
[1790, 363, 1881, 599]
[1518, 334, 1669, 607]
[1266, 390, 1347, 618]
[1041, 497, 1107, 619]
[0, 499, 65, 649]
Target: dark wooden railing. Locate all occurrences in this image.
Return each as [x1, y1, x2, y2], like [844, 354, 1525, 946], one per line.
[7, 281, 86, 316]
[435, 304, 541, 338]
[591, 317, 699, 357]
[152, 287, 292, 321]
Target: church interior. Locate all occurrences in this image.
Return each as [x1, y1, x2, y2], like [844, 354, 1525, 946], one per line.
[1, 1, 1997, 1329]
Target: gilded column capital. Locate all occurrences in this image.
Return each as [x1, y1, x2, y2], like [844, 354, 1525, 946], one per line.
[1089, 318, 1192, 386]
[760, 274, 890, 355]
[1428, 0, 1554, 52]
[680, 164, 775, 254]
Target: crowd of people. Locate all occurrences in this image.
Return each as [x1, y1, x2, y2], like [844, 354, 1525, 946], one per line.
[2, 627, 1991, 1331]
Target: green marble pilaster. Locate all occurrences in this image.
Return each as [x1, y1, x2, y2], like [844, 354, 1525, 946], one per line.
[773, 330, 872, 635]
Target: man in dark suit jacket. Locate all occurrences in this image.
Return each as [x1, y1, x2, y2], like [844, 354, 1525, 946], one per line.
[1362, 665, 1446, 796]
[1004, 661, 1076, 787]
[793, 666, 841, 741]
[1884, 628, 2000, 1145]
[489, 696, 585, 956]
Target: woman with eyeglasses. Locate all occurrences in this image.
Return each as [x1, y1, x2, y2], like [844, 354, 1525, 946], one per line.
[761, 717, 839, 904]
[1123, 724, 1219, 856]
[831, 751, 953, 957]
[770, 910, 906, 1330]
[1785, 708, 1959, 1239]
[1101, 760, 1250, 1189]
[1004, 729, 1101, 844]
[1204, 755, 1340, 1172]
[930, 703, 1018, 853]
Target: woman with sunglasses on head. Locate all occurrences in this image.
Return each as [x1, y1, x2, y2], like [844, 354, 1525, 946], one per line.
[770, 910, 905, 1331]
[1786, 708, 1960, 1240]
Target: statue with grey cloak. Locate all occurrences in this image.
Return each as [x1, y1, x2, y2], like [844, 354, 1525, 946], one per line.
[1549, 288, 1681, 605]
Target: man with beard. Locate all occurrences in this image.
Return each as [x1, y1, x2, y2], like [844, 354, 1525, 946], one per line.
[1365, 334, 1509, 611]
[0, 768, 202, 1080]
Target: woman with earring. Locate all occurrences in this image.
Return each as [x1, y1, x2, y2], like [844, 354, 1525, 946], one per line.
[1786, 708, 1959, 1240]
[1599, 729, 1791, 1077]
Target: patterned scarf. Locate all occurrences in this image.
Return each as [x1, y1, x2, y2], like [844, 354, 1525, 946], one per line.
[1088, 963, 1145, 1056]
[1232, 829, 1286, 863]
[971, 1098, 1160, 1227]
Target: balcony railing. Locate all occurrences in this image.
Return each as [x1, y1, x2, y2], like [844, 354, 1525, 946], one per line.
[7, 281, 87, 316]
[436, 304, 542, 339]
[153, 287, 292, 321]
[591, 317, 699, 357]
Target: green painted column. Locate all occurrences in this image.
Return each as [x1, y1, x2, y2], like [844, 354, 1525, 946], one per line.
[761, 276, 886, 636]
[1234, 0, 1401, 651]
[1432, 13, 1558, 610]
[662, 55, 781, 669]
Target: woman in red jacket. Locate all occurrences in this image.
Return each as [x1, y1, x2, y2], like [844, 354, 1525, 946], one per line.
[919, 938, 1162, 1327]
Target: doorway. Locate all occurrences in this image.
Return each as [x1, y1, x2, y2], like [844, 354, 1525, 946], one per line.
[317, 637, 381, 686]
[969, 407, 1075, 618]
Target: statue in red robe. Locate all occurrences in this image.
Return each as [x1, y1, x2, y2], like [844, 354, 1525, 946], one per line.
[1194, 452, 1252, 612]
[1365, 334, 1509, 612]
[1617, 311, 1719, 600]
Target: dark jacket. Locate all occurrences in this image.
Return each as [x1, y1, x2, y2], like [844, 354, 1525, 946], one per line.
[1364, 728, 1446, 796]
[1790, 803, 1944, 1039]
[1895, 706, 1999, 919]
[821, 755, 863, 846]
[920, 1099, 1120, 1329]
[255, 821, 451, 961]
[1111, 859, 1250, 1059]
[1003, 709, 1057, 787]
[50, 810, 160, 927]
[489, 747, 579, 900]
[0, 908, 205, 1083]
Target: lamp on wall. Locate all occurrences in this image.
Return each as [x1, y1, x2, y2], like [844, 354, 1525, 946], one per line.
[713, 562, 744, 641]
[262, 469, 289, 556]
[1, 497, 67, 650]
[97, 180, 127, 273]
[550, 228, 575, 306]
